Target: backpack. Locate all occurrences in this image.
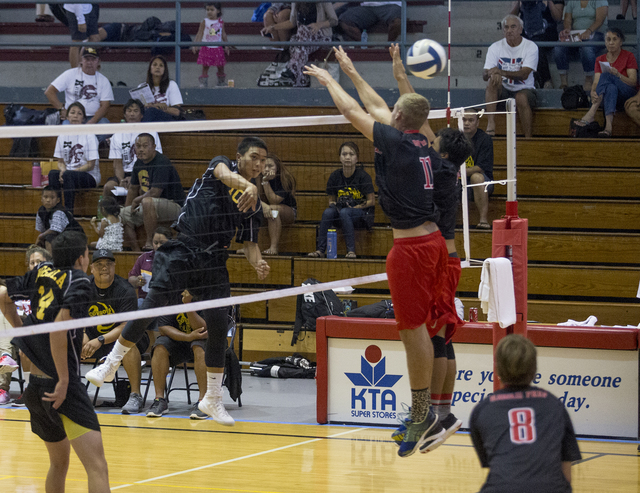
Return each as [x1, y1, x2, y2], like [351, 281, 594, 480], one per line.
[291, 278, 344, 345]
[4, 104, 60, 126]
[346, 300, 395, 319]
[250, 354, 316, 379]
[561, 85, 590, 110]
[569, 118, 601, 138]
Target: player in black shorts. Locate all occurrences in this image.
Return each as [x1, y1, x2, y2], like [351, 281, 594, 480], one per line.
[470, 334, 581, 492]
[305, 52, 471, 458]
[86, 137, 270, 426]
[0, 231, 110, 492]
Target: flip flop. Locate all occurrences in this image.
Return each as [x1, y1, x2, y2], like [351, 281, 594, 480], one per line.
[573, 119, 591, 127]
[307, 251, 325, 258]
[345, 251, 357, 258]
[598, 130, 612, 138]
[476, 222, 491, 230]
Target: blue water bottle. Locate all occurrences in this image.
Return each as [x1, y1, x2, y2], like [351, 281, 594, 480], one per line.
[327, 229, 338, 259]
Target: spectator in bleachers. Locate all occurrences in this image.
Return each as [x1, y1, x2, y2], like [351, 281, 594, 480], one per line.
[35, 4, 55, 22]
[338, 1, 402, 42]
[258, 154, 297, 255]
[90, 196, 124, 251]
[192, 2, 230, 88]
[265, 2, 338, 87]
[554, 0, 608, 91]
[48, 102, 101, 215]
[63, 3, 100, 67]
[128, 227, 173, 307]
[574, 27, 637, 137]
[141, 55, 184, 121]
[35, 185, 84, 252]
[308, 141, 375, 259]
[45, 47, 113, 126]
[83, 249, 150, 414]
[483, 14, 539, 138]
[121, 134, 185, 251]
[147, 289, 209, 419]
[462, 108, 494, 229]
[510, 1, 564, 89]
[261, 3, 294, 42]
[103, 99, 163, 201]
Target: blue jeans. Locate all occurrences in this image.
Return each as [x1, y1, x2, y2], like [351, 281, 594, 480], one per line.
[553, 31, 604, 75]
[596, 72, 638, 115]
[317, 206, 368, 254]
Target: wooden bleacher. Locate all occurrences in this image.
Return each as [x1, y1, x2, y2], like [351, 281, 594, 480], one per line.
[0, 105, 639, 359]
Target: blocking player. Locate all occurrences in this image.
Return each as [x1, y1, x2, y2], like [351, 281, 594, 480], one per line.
[0, 231, 110, 492]
[305, 55, 471, 458]
[469, 334, 581, 491]
[86, 137, 270, 426]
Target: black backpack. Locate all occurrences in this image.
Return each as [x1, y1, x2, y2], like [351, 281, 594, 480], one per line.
[291, 278, 344, 345]
[569, 118, 601, 138]
[346, 300, 395, 319]
[561, 85, 590, 110]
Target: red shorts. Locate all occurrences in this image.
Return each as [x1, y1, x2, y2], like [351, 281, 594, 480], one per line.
[386, 231, 448, 334]
[429, 256, 463, 342]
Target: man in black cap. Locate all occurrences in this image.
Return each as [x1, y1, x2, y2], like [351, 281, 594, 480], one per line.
[82, 249, 149, 414]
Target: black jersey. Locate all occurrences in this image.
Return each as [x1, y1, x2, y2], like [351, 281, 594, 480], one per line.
[7, 262, 97, 380]
[158, 312, 197, 334]
[175, 156, 263, 249]
[85, 274, 137, 340]
[469, 385, 582, 493]
[373, 122, 439, 229]
[432, 154, 460, 240]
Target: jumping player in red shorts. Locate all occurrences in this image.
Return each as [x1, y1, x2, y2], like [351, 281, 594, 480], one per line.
[305, 51, 472, 458]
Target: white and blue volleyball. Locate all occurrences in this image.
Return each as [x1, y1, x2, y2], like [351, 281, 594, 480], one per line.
[406, 39, 447, 79]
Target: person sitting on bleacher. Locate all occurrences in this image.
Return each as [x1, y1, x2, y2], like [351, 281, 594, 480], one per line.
[35, 186, 84, 252]
[48, 102, 101, 215]
[261, 3, 294, 42]
[121, 134, 185, 251]
[82, 249, 150, 415]
[338, 1, 402, 42]
[147, 289, 209, 419]
[45, 47, 113, 125]
[128, 226, 173, 307]
[103, 99, 163, 202]
[308, 141, 375, 259]
[141, 55, 184, 122]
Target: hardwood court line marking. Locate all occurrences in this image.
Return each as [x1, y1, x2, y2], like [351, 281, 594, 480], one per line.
[574, 453, 607, 464]
[111, 427, 365, 490]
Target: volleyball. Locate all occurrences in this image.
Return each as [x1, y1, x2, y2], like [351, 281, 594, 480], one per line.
[406, 39, 447, 79]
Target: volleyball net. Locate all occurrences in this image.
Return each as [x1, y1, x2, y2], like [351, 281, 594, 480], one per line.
[0, 103, 517, 342]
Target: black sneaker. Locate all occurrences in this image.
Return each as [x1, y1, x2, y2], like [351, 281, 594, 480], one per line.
[146, 397, 168, 417]
[12, 394, 26, 407]
[440, 413, 463, 441]
[190, 402, 208, 420]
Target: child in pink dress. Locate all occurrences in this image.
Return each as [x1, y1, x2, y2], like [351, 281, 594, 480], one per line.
[192, 3, 230, 87]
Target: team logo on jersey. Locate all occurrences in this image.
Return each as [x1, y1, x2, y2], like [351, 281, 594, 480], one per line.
[176, 312, 193, 334]
[67, 144, 85, 164]
[345, 345, 402, 419]
[78, 84, 98, 99]
[89, 302, 116, 333]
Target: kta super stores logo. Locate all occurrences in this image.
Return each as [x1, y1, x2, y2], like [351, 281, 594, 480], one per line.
[345, 345, 403, 419]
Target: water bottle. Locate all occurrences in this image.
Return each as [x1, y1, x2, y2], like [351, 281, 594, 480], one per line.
[31, 161, 41, 188]
[327, 229, 338, 259]
[96, 195, 103, 220]
[361, 29, 368, 49]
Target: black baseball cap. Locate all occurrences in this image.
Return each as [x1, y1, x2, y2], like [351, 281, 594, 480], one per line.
[82, 47, 99, 58]
[92, 249, 115, 263]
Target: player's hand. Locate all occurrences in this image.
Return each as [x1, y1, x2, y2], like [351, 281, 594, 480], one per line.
[190, 327, 208, 341]
[43, 380, 68, 409]
[389, 44, 406, 81]
[181, 289, 193, 303]
[81, 339, 101, 359]
[254, 259, 270, 280]
[303, 64, 334, 86]
[334, 46, 357, 76]
[237, 183, 258, 212]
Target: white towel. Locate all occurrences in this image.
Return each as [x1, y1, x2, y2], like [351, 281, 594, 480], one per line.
[557, 316, 597, 326]
[478, 258, 516, 328]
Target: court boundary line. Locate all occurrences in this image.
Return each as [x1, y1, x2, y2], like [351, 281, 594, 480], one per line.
[110, 427, 365, 490]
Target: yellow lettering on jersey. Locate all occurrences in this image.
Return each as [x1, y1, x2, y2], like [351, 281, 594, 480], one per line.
[176, 312, 193, 334]
[139, 169, 150, 192]
[36, 285, 55, 321]
[465, 155, 475, 168]
[88, 302, 116, 333]
[36, 266, 67, 289]
[228, 188, 242, 204]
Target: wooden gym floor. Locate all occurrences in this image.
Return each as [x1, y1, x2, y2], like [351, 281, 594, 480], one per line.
[1, 408, 639, 492]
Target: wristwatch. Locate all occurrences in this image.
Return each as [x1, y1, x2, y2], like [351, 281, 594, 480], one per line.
[97, 335, 105, 346]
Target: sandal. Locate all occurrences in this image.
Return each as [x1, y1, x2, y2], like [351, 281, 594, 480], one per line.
[476, 222, 491, 230]
[598, 129, 612, 138]
[262, 248, 278, 255]
[345, 251, 357, 258]
[574, 119, 591, 127]
[307, 251, 325, 258]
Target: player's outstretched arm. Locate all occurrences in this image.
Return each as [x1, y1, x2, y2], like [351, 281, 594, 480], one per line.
[390, 44, 415, 96]
[214, 161, 259, 212]
[243, 242, 270, 280]
[304, 64, 375, 141]
[333, 46, 391, 125]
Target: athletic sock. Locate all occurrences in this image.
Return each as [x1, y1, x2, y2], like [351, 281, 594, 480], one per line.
[110, 341, 131, 362]
[431, 393, 452, 420]
[204, 372, 224, 399]
[410, 387, 431, 423]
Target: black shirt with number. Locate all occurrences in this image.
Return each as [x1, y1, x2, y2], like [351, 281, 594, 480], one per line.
[130, 152, 186, 206]
[85, 274, 137, 340]
[469, 385, 582, 493]
[7, 262, 97, 380]
[175, 156, 263, 249]
[373, 122, 439, 229]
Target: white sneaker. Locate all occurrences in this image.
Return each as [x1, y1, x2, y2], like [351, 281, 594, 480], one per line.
[198, 393, 235, 426]
[85, 357, 120, 387]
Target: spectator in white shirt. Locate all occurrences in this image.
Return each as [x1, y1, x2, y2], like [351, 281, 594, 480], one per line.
[63, 3, 100, 67]
[141, 55, 184, 122]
